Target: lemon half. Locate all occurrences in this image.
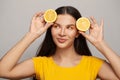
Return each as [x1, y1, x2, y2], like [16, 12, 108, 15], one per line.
[76, 17, 90, 31]
[44, 9, 57, 23]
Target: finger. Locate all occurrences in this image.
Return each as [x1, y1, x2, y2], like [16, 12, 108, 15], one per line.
[90, 23, 94, 29]
[44, 22, 53, 30]
[90, 16, 97, 24]
[36, 11, 44, 17]
[87, 17, 93, 29]
[35, 12, 45, 23]
[39, 15, 45, 23]
[79, 31, 89, 39]
[33, 12, 44, 20]
[89, 16, 96, 29]
[100, 18, 104, 29]
[38, 11, 46, 23]
[31, 12, 43, 23]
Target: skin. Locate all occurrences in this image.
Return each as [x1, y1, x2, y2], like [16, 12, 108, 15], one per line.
[51, 14, 81, 67]
[0, 12, 120, 80]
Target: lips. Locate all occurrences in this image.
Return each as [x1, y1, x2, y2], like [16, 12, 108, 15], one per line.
[57, 38, 67, 43]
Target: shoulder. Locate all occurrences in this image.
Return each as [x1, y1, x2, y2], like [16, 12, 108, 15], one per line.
[32, 56, 52, 64]
[32, 56, 48, 60]
[83, 56, 104, 62]
[82, 56, 104, 68]
[32, 56, 52, 79]
[82, 56, 105, 77]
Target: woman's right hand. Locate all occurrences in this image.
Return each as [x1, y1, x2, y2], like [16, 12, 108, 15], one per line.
[29, 12, 53, 38]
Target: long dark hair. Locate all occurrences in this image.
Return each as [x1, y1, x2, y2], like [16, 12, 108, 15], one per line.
[33, 6, 92, 80]
[36, 6, 92, 57]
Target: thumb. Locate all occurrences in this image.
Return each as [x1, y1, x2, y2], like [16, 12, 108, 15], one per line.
[79, 31, 88, 39]
[44, 22, 53, 30]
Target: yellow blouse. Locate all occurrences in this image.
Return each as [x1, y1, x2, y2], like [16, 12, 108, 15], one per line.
[32, 56, 104, 80]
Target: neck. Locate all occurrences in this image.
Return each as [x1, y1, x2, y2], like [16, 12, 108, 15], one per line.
[53, 45, 79, 60]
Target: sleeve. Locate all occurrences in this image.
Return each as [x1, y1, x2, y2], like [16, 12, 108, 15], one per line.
[32, 57, 44, 80]
[91, 56, 104, 78]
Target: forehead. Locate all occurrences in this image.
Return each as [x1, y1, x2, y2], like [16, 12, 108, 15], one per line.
[55, 14, 76, 25]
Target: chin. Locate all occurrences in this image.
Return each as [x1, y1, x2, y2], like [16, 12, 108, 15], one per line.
[56, 43, 73, 49]
[57, 45, 67, 49]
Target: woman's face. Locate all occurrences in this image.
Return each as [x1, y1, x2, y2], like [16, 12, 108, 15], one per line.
[51, 14, 79, 49]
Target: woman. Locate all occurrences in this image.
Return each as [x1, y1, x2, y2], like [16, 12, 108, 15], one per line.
[0, 6, 120, 80]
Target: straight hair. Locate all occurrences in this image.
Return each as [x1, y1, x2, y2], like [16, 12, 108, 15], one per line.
[36, 6, 92, 57]
[33, 6, 92, 80]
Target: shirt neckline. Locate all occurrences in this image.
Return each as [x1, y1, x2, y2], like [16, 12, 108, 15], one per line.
[49, 56, 85, 69]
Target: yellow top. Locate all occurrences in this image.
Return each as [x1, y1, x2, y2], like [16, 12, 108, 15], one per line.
[32, 56, 104, 80]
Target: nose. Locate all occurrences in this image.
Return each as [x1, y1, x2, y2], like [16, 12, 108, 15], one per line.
[59, 27, 66, 37]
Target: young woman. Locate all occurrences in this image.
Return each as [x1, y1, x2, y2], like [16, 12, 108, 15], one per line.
[0, 6, 120, 80]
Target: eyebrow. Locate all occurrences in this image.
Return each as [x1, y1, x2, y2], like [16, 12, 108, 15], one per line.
[54, 22, 75, 26]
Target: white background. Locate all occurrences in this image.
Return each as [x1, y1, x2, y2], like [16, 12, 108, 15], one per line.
[0, 0, 120, 80]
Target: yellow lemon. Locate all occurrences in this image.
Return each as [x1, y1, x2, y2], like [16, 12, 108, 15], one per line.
[44, 9, 57, 23]
[76, 17, 90, 31]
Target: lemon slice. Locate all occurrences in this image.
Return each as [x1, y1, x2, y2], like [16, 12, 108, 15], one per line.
[44, 9, 57, 23]
[76, 17, 90, 31]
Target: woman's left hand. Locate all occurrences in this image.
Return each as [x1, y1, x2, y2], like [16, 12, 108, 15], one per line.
[79, 16, 104, 46]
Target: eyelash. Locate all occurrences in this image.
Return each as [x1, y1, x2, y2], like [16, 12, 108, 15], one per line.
[53, 25, 60, 28]
[53, 24, 74, 30]
[67, 26, 73, 29]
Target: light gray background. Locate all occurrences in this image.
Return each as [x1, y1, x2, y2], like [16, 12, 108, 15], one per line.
[0, 0, 120, 80]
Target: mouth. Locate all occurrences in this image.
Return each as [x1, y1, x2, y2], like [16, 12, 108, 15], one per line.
[57, 38, 67, 43]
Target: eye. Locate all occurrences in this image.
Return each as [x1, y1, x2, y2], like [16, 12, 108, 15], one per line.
[52, 24, 60, 28]
[66, 26, 73, 30]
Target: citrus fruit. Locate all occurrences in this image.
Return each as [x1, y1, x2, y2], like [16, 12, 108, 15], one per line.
[44, 9, 57, 23]
[76, 17, 90, 31]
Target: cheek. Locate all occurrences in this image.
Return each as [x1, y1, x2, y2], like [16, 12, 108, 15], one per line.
[67, 30, 78, 38]
[51, 28, 58, 37]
